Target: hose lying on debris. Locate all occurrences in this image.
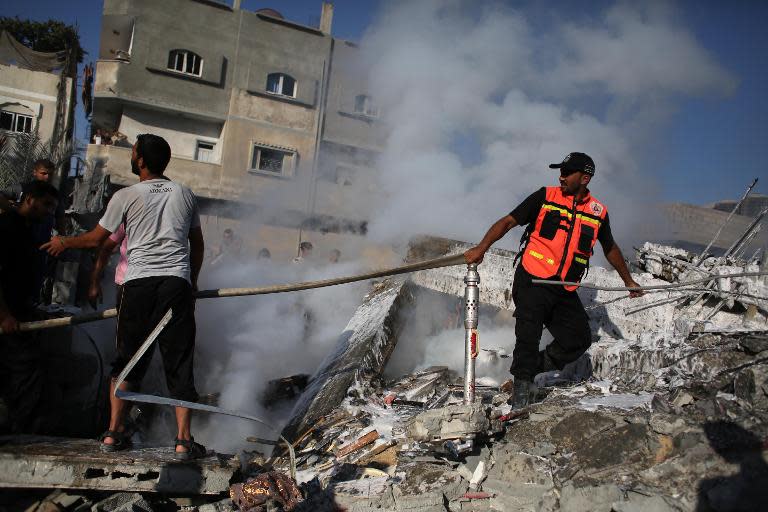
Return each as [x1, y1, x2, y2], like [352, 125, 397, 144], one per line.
[2, 253, 466, 334]
[112, 309, 298, 480]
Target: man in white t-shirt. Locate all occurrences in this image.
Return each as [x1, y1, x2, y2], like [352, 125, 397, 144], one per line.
[42, 134, 206, 460]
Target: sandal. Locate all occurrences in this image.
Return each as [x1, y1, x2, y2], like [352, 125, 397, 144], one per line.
[174, 437, 207, 461]
[98, 430, 131, 452]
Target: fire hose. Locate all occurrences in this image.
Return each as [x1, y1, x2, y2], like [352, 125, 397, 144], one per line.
[1, 253, 468, 479]
[2, 253, 466, 334]
[3, 256, 766, 478]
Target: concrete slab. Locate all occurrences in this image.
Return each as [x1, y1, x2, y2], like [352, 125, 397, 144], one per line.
[0, 436, 238, 494]
[281, 278, 413, 443]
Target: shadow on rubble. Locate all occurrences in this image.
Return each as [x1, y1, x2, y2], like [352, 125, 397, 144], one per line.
[695, 420, 768, 511]
[579, 286, 625, 339]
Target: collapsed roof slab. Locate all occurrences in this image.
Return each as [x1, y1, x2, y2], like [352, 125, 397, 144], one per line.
[405, 235, 517, 311]
[281, 236, 518, 444]
[281, 278, 413, 442]
[0, 436, 239, 494]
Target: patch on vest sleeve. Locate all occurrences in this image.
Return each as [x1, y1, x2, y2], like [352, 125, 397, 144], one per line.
[589, 201, 604, 216]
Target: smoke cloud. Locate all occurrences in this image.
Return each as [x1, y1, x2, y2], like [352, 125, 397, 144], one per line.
[356, 0, 735, 250]
[148, 0, 737, 452]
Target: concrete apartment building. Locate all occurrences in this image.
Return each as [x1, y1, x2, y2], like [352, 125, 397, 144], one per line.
[87, 0, 387, 260]
[0, 31, 75, 174]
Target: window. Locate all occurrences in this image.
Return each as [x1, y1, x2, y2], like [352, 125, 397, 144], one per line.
[167, 49, 203, 77]
[250, 144, 295, 176]
[335, 166, 354, 186]
[195, 141, 215, 162]
[0, 110, 33, 134]
[266, 73, 296, 98]
[353, 95, 379, 117]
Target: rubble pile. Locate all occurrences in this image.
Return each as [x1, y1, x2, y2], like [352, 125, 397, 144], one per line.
[4, 241, 767, 511]
[254, 242, 768, 512]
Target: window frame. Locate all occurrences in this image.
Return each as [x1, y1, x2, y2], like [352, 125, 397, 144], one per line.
[167, 49, 204, 77]
[248, 143, 296, 178]
[266, 73, 297, 98]
[0, 110, 33, 134]
[353, 94, 379, 118]
[195, 140, 216, 163]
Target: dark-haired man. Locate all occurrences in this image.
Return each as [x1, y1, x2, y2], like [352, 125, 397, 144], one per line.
[42, 134, 206, 459]
[464, 152, 643, 409]
[0, 180, 59, 433]
[1, 158, 56, 212]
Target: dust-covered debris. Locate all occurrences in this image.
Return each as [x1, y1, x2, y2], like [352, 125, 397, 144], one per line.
[258, 241, 767, 512]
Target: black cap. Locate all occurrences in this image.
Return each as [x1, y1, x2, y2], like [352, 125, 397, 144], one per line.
[549, 152, 595, 176]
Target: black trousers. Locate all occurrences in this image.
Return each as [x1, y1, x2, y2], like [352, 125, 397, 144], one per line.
[510, 266, 592, 381]
[0, 331, 45, 433]
[112, 276, 198, 402]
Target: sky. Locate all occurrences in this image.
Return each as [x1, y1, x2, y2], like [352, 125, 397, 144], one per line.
[1, 0, 766, 207]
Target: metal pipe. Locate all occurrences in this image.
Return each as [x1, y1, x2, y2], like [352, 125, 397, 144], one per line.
[463, 263, 480, 404]
[697, 177, 758, 263]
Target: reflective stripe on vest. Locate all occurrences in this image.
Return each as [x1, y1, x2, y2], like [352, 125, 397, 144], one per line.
[521, 187, 608, 291]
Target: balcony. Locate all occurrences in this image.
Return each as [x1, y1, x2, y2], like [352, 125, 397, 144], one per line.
[94, 60, 124, 96]
[85, 144, 222, 200]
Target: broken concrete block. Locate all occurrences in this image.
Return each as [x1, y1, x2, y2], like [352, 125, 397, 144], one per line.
[0, 436, 238, 495]
[482, 444, 553, 511]
[734, 364, 768, 410]
[670, 390, 695, 408]
[527, 441, 556, 458]
[558, 483, 623, 512]
[649, 414, 689, 436]
[197, 498, 236, 512]
[739, 335, 768, 355]
[282, 279, 412, 443]
[392, 463, 467, 511]
[91, 493, 152, 512]
[569, 424, 653, 473]
[611, 493, 679, 512]
[549, 411, 616, 452]
[327, 476, 395, 511]
[406, 403, 490, 441]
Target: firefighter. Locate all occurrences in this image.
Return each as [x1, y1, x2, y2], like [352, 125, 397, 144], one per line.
[464, 152, 643, 409]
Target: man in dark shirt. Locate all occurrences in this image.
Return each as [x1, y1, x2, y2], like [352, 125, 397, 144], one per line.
[0, 180, 59, 433]
[465, 152, 642, 408]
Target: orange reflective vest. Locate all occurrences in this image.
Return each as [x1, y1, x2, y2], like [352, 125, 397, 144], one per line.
[520, 187, 607, 291]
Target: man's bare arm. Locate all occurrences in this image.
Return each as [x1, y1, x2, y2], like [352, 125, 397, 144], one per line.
[603, 243, 643, 297]
[188, 226, 204, 291]
[464, 214, 519, 264]
[41, 225, 112, 257]
[88, 237, 119, 307]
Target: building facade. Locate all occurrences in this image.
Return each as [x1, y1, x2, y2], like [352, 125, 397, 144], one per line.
[0, 30, 76, 188]
[88, 0, 387, 261]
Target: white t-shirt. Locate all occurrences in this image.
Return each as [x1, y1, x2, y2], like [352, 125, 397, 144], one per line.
[99, 178, 201, 283]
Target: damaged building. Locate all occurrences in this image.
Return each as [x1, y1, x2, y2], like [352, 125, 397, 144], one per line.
[84, 0, 386, 260]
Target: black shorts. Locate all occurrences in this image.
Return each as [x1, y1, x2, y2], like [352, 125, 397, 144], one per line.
[111, 276, 198, 402]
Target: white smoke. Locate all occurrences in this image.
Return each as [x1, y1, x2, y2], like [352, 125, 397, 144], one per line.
[355, 0, 735, 250]
[191, 256, 368, 452]
[162, 0, 737, 452]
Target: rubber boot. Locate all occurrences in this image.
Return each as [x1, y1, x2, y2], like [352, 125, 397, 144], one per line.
[508, 378, 532, 409]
